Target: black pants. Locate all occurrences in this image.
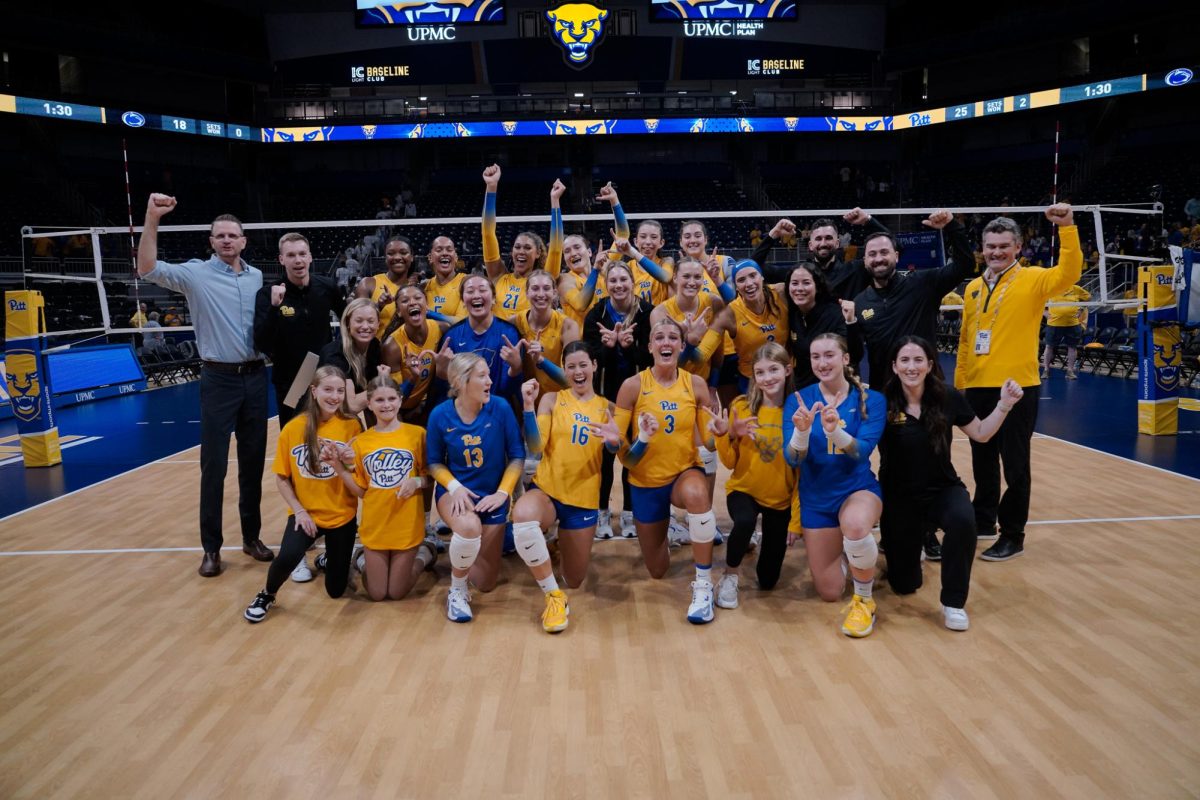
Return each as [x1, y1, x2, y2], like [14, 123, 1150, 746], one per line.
[199, 366, 268, 553]
[881, 485, 976, 608]
[274, 383, 298, 428]
[265, 516, 357, 598]
[725, 491, 790, 590]
[600, 447, 633, 513]
[965, 385, 1039, 543]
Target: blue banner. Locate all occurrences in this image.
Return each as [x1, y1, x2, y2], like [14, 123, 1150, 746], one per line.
[895, 230, 945, 270]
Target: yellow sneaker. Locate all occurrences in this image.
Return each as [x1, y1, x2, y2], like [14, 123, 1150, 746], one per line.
[841, 594, 876, 638]
[542, 589, 569, 633]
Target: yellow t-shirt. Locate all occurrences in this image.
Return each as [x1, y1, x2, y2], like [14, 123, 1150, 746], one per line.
[729, 292, 788, 378]
[662, 293, 716, 380]
[351, 426, 426, 551]
[273, 415, 362, 528]
[389, 319, 442, 410]
[493, 272, 529, 321]
[560, 269, 606, 329]
[425, 273, 465, 318]
[1047, 285, 1091, 327]
[516, 309, 570, 395]
[627, 369, 703, 488]
[531, 392, 609, 510]
[714, 397, 794, 510]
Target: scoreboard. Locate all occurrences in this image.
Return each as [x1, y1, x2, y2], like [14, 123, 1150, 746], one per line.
[1, 95, 258, 141]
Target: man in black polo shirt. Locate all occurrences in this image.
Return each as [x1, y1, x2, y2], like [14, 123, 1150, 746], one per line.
[850, 210, 976, 387]
[749, 208, 892, 300]
[254, 233, 346, 426]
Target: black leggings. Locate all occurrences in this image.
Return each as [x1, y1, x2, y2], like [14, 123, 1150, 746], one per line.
[880, 484, 976, 608]
[265, 516, 357, 598]
[725, 491, 790, 590]
[600, 447, 633, 513]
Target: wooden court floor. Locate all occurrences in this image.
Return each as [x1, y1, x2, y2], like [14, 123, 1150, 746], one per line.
[1, 434, 1197, 799]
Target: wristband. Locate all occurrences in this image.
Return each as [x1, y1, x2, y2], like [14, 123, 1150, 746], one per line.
[789, 426, 811, 451]
[447, 479, 465, 494]
[829, 426, 854, 450]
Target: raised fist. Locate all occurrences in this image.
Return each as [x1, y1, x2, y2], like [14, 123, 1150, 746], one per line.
[844, 207, 871, 226]
[769, 219, 796, 240]
[923, 210, 954, 230]
[550, 179, 566, 203]
[271, 283, 286, 307]
[146, 193, 177, 219]
[482, 163, 501, 187]
[1045, 203, 1074, 227]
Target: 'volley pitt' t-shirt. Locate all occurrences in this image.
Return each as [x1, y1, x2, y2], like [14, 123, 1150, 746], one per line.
[273, 414, 363, 528]
[879, 383, 975, 498]
[352, 425, 426, 551]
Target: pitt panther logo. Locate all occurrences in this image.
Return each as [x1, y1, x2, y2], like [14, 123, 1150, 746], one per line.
[359, 0, 502, 25]
[502, 120, 518, 135]
[263, 126, 335, 143]
[652, 0, 795, 19]
[823, 116, 894, 132]
[364, 448, 415, 488]
[361, 125, 377, 139]
[4, 349, 43, 423]
[784, 117, 799, 131]
[544, 119, 617, 135]
[545, 3, 609, 69]
[644, 118, 660, 133]
[1152, 330, 1182, 392]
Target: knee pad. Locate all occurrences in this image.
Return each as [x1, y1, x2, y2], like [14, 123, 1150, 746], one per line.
[687, 510, 717, 544]
[699, 446, 718, 476]
[512, 520, 550, 567]
[843, 534, 879, 571]
[449, 532, 482, 570]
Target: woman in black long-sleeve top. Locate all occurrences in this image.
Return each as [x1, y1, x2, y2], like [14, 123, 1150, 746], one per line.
[583, 261, 653, 539]
[784, 262, 864, 387]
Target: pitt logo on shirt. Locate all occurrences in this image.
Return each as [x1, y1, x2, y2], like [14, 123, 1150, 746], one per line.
[460, 434, 482, 446]
[659, 401, 679, 411]
[364, 448, 415, 488]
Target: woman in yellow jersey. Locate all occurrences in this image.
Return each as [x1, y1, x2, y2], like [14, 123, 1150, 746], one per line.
[423, 235, 466, 319]
[694, 260, 789, 401]
[557, 234, 607, 329]
[382, 286, 448, 425]
[513, 342, 617, 632]
[709, 343, 797, 609]
[327, 376, 439, 602]
[244, 366, 363, 623]
[356, 235, 418, 338]
[516, 269, 581, 399]
[614, 318, 721, 624]
[599, 183, 675, 305]
[679, 220, 735, 301]
[481, 164, 555, 321]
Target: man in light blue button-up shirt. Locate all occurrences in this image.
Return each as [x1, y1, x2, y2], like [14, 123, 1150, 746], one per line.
[138, 193, 275, 577]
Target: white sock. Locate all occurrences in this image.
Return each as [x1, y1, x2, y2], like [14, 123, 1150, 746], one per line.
[415, 547, 432, 569]
[853, 578, 873, 600]
[451, 574, 468, 591]
[695, 563, 712, 583]
[536, 574, 559, 593]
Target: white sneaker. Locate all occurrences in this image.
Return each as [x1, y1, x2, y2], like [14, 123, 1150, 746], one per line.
[594, 509, 614, 540]
[716, 573, 739, 609]
[748, 529, 761, 552]
[668, 518, 691, 547]
[355, 547, 366, 574]
[687, 579, 715, 624]
[446, 586, 473, 622]
[943, 605, 970, 631]
[619, 510, 637, 538]
[290, 558, 314, 583]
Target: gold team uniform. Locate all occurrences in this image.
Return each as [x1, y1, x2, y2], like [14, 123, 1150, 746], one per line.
[628, 256, 673, 306]
[728, 294, 789, 380]
[493, 272, 529, 321]
[389, 319, 442, 412]
[516, 309, 570, 396]
[531, 392, 610, 515]
[662, 293, 717, 381]
[560, 269, 606, 329]
[273, 415, 362, 528]
[626, 369, 703, 488]
[351, 425, 427, 551]
[425, 273, 465, 318]
[370, 272, 406, 339]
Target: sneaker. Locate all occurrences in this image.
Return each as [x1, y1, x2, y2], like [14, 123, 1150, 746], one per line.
[668, 518, 691, 547]
[542, 589, 569, 633]
[594, 509, 614, 540]
[354, 547, 366, 574]
[1066, 370, 1078, 380]
[980, 537, 1024, 562]
[619, 510, 637, 539]
[290, 558, 314, 583]
[841, 594, 877, 638]
[716, 573, 739, 609]
[313, 552, 328, 572]
[713, 524, 726, 546]
[976, 526, 1000, 542]
[748, 529, 761, 552]
[244, 591, 275, 624]
[446, 586, 473, 622]
[426, 521, 447, 552]
[687, 579, 715, 624]
[943, 605, 970, 631]
[924, 530, 942, 562]
[420, 536, 440, 570]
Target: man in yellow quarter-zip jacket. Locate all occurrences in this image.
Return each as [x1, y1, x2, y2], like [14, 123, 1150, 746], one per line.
[955, 204, 1081, 563]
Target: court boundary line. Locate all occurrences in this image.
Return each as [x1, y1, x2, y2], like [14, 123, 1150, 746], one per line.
[2, 514, 1197, 557]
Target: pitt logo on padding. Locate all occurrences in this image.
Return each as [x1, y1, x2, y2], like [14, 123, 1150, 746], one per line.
[545, 3, 609, 69]
[364, 448, 415, 488]
[4, 349, 43, 423]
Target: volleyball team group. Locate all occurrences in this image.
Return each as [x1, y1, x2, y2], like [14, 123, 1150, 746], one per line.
[166, 165, 1082, 637]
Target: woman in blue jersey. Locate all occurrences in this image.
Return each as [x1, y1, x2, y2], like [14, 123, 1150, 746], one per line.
[783, 332, 886, 638]
[432, 273, 525, 403]
[427, 353, 526, 623]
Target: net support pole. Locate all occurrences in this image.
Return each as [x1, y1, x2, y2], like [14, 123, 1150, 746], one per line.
[91, 229, 112, 332]
[1092, 207, 1107, 304]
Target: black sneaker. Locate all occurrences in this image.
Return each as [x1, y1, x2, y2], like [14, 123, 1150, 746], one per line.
[924, 530, 942, 561]
[244, 591, 276, 623]
[980, 537, 1024, 562]
[314, 552, 328, 573]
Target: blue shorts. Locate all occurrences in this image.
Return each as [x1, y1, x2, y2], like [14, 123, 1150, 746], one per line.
[800, 481, 882, 529]
[630, 468, 704, 524]
[532, 484, 598, 530]
[736, 373, 750, 394]
[435, 485, 510, 526]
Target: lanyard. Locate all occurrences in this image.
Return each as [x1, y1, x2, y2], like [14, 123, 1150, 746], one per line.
[975, 263, 1020, 335]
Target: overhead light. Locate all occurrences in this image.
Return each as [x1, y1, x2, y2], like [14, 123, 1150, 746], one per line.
[471, 95, 479, 98]
[730, 90, 738, 95]
[677, 90, 687, 95]
[573, 92, 584, 98]
[625, 91, 636, 95]
[418, 96, 427, 101]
